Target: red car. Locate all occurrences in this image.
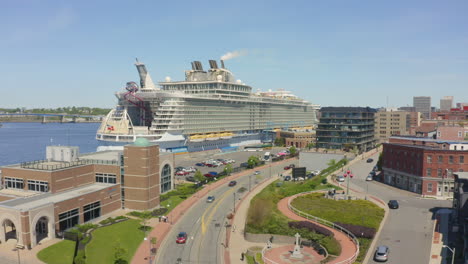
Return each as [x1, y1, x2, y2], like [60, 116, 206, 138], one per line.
[204, 173, 214, 178]
[176, 232, 187, 244]
[176, 171, 188, 176]
[284, 166, 291, 170]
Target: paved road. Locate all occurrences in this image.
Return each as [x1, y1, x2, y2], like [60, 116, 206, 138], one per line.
[346, 152, 451, 264]
[156, 160, 296, 264]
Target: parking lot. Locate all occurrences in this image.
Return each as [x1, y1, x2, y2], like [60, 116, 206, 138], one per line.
[173, 147, 293, 182]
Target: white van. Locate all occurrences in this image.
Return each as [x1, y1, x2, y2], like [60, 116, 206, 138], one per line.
[263, 152, 271, 161]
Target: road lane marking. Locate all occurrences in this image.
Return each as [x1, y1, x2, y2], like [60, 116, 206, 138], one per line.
[201, 188, 235, 234]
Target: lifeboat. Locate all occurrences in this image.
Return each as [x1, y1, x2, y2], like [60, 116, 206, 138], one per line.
[206, 133, 220, 141]
[189, 134, 205, 142]
[220, 132, 233, 139]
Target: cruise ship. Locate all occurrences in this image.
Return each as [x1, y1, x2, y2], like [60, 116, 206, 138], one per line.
[96, 59, 319, 152]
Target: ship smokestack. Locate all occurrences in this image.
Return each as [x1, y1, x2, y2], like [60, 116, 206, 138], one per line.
[220, 60, 225, 69]
[135, 58, 157, 90]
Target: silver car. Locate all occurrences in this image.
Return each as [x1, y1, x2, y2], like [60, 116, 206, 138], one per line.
[337, 176, 345, 182]
[206, 196, 215, 203]
[366, 175, 373, 181]
[374, 245, 389, 262]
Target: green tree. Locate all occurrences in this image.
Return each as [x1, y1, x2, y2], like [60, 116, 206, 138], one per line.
[377, 152, 383, 171]
[114, 241, 128, 264]
[327, 159, 337, 167]
[289, 146, 297, 156]
[194, 170, 206, 183]
[306, 142, 315, 150]
[137, 211, 152, 232]
[224, 164, 233, 176]
[247, 155, 260, 168]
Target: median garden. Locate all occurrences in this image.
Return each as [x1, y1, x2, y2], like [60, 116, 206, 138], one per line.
[245, 158, 384, 263]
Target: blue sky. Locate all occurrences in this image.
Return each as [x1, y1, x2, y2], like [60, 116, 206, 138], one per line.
[1, 0, 468, 109]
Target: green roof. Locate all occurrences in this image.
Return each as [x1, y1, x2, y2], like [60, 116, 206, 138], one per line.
[134, 137, 150, 147]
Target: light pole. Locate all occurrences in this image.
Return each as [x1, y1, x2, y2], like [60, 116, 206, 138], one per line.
[443, 245, 455, 264]
[343, 169, 354, 197]
[249, 174, 252, 192]
[143, 236, 151, 264]
[13, 248, 21, 264]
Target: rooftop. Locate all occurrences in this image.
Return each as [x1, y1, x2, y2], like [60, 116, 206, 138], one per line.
[390, 136, 468, 145]
[0, 183, 116, 211]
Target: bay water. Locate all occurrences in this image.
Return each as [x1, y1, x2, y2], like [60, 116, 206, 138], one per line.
[0, 122, 101, 166]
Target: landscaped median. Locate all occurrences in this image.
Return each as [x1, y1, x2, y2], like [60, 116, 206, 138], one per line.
[290, 193, 384, 263]
[245, 159, 349, 257]
[245, 158, 385, 263]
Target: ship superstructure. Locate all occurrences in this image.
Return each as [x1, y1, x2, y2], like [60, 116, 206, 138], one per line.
[97, 59, 319, 152]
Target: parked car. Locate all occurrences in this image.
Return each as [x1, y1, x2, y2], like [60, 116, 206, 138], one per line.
[290, 164, 296, 168]
[313, 170, 321, 175]
[195, 162, 205, 167]
[366, 158, 374, 163]
[176, 232, 188, 244]
[208, 171, 218, 177]
[373, 165, 378, 172]
[296, 177, 305, 181]
[206, 196, 215, 203]
[388, 200, 399, 209]
[284, 165, 291, 170]
[370, 171, 376, 177]
[366, 175, 373, 181]
[176, 171, 189, 176]
[374, 245, 389, 262]
[240, 162, 249, 168]
[186, 176, 196, 182]
[228, 181, 237, 187]
[185, 167, 196, 173]
[337, 175, 345, 182]
[175, 166, 185, 172]
[284, 176, 291, 181]
[254, 171, 260, 175]
[204, 173, 214, 178]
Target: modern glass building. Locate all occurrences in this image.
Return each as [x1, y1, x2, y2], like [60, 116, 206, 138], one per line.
[316, 107, 377, 152]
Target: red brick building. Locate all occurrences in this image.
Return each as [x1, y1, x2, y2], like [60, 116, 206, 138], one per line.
[382, 136, 468, 197]
[0, 140, 174, 249]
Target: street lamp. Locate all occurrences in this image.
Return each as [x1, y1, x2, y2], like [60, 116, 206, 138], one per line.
[443, 245, 455, 264]
[143, 236, 151, 264]
[13, 247, 21, 264]
[233, 192, 236, 213]
[343, 169, 354, 197]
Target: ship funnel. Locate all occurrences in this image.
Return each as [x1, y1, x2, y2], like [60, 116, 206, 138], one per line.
[193, 61, 203, 71]
[220, 60, 225, 69]
[135, 59, 157, 90]
[209, 60, 218, 69]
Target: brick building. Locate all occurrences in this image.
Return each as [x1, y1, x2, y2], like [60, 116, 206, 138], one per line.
[276, 131, 316, 148]
[382, 136, 468, 197]
[0, 139, 174, 248]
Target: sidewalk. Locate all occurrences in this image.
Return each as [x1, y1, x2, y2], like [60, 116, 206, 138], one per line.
[228, 176, 279, 264]
[131, 158, 297, 264]
[429, 209, 453, 264]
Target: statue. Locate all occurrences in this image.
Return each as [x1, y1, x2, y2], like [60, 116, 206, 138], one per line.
[291, 233, 304, 259]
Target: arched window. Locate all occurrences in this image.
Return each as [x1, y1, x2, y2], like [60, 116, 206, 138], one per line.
[161, 164, 172, 193]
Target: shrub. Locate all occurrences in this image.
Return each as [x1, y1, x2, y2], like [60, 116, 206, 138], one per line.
[74, 249, 86, 264]
[81, 236, 90, 245]
[100, 218, 111, 225]
[114, 215, 128, 221]
[321, 236, 341, 255]
[321, 178, 327, 184]
[76, 223, 98, 233]
[334, 222, 376, 239]
[151, 208, 168, 217]
[288, 221, 334, 237]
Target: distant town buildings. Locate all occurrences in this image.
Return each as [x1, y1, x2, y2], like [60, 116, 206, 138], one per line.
[316, 107, 376, 152]
[413, 96, 432, 120]
[440, 96, 454, 112]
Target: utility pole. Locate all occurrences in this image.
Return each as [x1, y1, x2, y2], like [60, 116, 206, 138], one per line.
[233, 192, 236, 213]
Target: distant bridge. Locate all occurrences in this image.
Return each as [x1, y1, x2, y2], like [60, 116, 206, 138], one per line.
[0, 113, 104, 123]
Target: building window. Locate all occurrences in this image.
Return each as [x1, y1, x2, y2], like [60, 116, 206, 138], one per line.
[437, 169, 442, 177]
[428, 183, 433, 192]
[58, 208, 79, 231]
[459, 131, 463, 138]
[161, 164, 172, 193]
[426, 168, 432, 177]
[83, 201, 101, 222]
[438, 156, 443, 163]
[95, 173, 117, 184]
[27, 180, 49, 192]
[427, 155, 432, 164]
[4, 177, 24, 190]
[449, 156, 454, 164]
[461, 156, 465, 164]
[448, 169, 453, 176]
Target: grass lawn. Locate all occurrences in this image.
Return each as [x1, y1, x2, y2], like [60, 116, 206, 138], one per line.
[37, 239, 76, 264]
[85, 219, 145, 264]
[291, 193, 384, 229]
[160, 195, 185, 213]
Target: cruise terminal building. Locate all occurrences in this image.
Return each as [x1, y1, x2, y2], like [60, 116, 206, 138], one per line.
[0, 138, 174, 249]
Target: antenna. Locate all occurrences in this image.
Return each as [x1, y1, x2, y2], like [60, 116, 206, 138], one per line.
[386, 96, 389, 110]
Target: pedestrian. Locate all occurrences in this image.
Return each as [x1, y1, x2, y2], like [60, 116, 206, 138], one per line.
[241, 252, 245, 261]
